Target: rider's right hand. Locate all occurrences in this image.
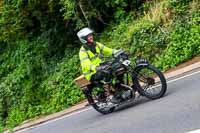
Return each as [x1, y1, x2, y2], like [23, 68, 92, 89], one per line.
[114, 49, 130, 59]
[113, 49, 124, 58]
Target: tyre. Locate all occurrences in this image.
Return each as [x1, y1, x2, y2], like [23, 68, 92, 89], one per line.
[85, 86, 115, 114]
[133, 64, 167, 99]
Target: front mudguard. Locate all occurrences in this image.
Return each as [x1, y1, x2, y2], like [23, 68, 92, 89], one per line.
[134, 58, 149, 71]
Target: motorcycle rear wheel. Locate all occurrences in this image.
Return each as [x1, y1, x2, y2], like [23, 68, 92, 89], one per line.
[85, 86, 115, 114]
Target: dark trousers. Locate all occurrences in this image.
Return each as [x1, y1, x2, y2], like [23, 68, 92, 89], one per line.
[91, 70, 111, 83]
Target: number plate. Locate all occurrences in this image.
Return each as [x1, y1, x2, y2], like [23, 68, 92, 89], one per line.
[122, 60, 131, 66]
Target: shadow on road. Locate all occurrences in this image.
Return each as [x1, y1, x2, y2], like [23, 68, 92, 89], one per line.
[113, 91, 172, 114]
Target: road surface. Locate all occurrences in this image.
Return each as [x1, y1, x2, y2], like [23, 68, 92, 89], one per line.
[18, 69, 200, 133]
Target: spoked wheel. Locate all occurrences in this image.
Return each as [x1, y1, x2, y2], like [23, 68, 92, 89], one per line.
[86, 86, 115, 114]
[133, 64, 167, 99]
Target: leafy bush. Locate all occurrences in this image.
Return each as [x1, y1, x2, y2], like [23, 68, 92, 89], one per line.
[100, 1, 171, 63]
[155, 8, 200, 70]
[0, 0, 199, 130]
[101, 0, 199, 70]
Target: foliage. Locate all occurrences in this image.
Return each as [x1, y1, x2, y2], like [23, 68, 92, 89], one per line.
[0, 36, 85, 128]
[101, 0, 199, 68]
[0, 0, 199, 130]
[155, 8, 200, 70]
[100, 0, 171, 62]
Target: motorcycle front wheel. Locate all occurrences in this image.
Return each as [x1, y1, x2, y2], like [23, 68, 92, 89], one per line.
[133, 64, 167, 99]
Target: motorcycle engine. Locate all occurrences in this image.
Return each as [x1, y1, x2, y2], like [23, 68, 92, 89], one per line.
[119, 84, 135, 100]
[121, 90, 132, 100]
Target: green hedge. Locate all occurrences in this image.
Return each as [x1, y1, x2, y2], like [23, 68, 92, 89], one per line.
[0, 0, 199, 130]
[155, 4, 200, 70]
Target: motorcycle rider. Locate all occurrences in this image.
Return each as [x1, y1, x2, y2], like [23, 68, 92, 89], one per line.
[77, 27, 121, 103]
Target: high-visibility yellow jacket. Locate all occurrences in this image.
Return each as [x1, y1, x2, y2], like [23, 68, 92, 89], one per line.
[79, 42, 115, 81]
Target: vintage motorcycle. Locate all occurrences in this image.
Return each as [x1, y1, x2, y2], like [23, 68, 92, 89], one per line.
[75, 50, 167, 114]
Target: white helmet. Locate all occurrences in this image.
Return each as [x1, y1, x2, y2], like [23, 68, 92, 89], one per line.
[77, 27, 94, 44]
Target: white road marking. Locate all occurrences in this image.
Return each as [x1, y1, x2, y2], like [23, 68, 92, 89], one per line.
[16, 70, 200, 133]
[167, 70, 200, 84]
[186, 129, 200, 133]
[16, 107, 92, 133]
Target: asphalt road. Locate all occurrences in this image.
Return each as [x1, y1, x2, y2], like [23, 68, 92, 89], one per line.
[18, 70, 200, 133]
